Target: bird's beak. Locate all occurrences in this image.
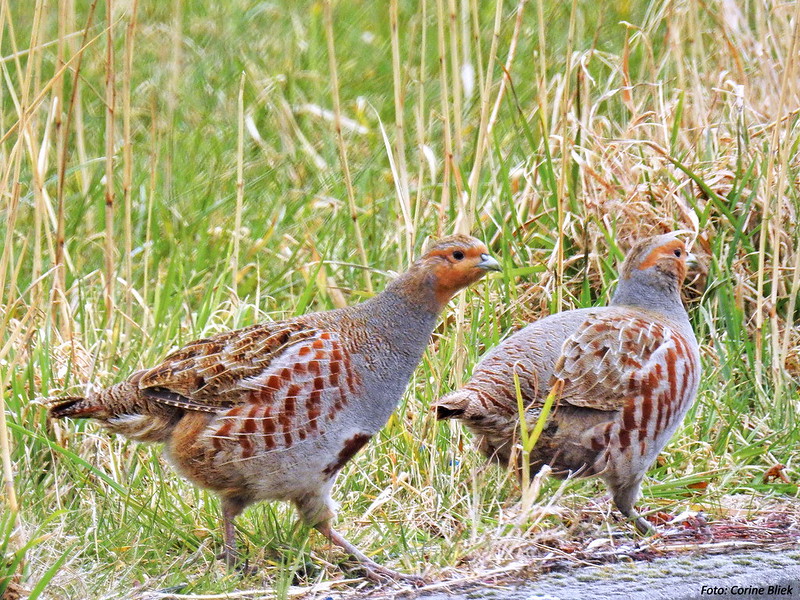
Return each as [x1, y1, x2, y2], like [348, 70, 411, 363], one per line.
[685, 252, 699, 268]
[477, 253, 502, 272]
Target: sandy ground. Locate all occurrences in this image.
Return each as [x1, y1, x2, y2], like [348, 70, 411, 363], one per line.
[412, 550, 800, 600]
[361, 504, 800, 600]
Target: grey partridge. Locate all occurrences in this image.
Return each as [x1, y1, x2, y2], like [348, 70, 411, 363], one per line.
[47, 234, 501, 581]
[434, 233, 700, 533]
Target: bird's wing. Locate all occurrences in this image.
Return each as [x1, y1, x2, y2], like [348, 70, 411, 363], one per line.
[138, 321, 365, 458]
[552, 311, 697, 415]
[135, 321, 340, 411]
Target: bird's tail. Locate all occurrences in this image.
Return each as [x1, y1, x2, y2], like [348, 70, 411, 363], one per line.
[45, 395, 110, 420]
[43, 380, 179, 443]
[432, 389, 475, 420]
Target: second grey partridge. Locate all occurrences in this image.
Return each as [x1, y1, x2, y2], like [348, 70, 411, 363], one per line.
[47, 234, 501, 581]
[434, 233, 701, 533]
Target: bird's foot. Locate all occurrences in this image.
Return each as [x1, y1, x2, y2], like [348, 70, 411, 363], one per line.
[316, 522, 425, 586]
[633, 515, 656, 536]
[216, 549, 258, 577]
[356, 558, 427, 586]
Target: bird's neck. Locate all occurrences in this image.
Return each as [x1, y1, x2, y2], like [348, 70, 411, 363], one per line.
[370, 268, 442, 334]
[382, 265, 446, 315]
[610, 277, 687, 322]
[350, 267, 444, 361]
[332, 271, 443, 431]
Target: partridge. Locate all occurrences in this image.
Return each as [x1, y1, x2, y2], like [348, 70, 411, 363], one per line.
[47, 234, 501, 581]
[434, 233, 700, 533]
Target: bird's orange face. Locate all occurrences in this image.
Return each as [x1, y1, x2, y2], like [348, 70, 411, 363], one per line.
[421, 235, 501, 306]
[622, 236, 691, 284]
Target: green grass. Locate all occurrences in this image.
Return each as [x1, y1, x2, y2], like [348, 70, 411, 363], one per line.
[2, 0, 800, 597]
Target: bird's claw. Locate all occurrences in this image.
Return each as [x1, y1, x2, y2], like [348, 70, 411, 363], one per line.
[358, 560, 427, 586]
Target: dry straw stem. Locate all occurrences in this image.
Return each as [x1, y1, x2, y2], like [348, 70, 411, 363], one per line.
[27, 102, 57, 304]
[459, 0, 503, 233]
[0, 0, 78, 421]
[322, 0, 373, 293]
[453, 0, 503, 389]
[233, 72, 245, 295]
[163, 0, 183, 201]
[554, 0, 579, 312]
[780, 239, 800, 370]
[375, 107, 414, 270]
[0, 3, 5, 173]
[103, 0, 116, 323]
[24, 0, 46, 313]
[51, 0, 77, 335]
[468, 0, 486, 114]
[0, 369, 18, 516]
[447, 0, 463, 158]
[0, 0, 39, 320]
[142, 95, 159, 331]
[52, 0, 99, 229]
[389, 0, 413, 266]
[0, 144, 23, 330]
[141, 578, 360, 600]
[0, 31, 85, 66]
[535, 0, 548, 138]
[487, 0, 527, 138]
[122, 0, 139, 334]
[435, 0, 454, 230]
[0, 306, 37, 528]
[0, 7, 108, 144]
[411, 0, 429, 238]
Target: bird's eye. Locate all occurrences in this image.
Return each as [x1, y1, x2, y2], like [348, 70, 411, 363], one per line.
[673, 249, 683, 257]
[452, 250, 465, 261]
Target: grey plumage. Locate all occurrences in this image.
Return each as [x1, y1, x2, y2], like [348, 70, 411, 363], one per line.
[435, 233, 701, 534]
[47, 234, 501, 581]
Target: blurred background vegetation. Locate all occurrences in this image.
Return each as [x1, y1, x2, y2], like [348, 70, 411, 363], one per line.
[1, 0, 799, 597]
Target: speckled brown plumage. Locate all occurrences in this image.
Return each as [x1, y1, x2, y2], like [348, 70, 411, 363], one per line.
[434, 233, 701, 534]
[48, 234, 501, 582]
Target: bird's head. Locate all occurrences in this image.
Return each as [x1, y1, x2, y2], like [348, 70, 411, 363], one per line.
[618, 232, 695, 294]
[407, 234, 501, 308]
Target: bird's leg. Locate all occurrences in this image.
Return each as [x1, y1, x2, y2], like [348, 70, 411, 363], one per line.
[315, 521, 424, 585]
[632, 512, 656, 535]
[620, 503, 656, 535]
[219, 497, 246, 569]
[612, 478, 655, 536]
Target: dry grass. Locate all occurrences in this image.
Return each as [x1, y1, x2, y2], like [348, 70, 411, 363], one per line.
[1, 1, 799, 598]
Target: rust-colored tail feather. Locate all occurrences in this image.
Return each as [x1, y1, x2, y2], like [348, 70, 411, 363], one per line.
[47, 396, 108, 420]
